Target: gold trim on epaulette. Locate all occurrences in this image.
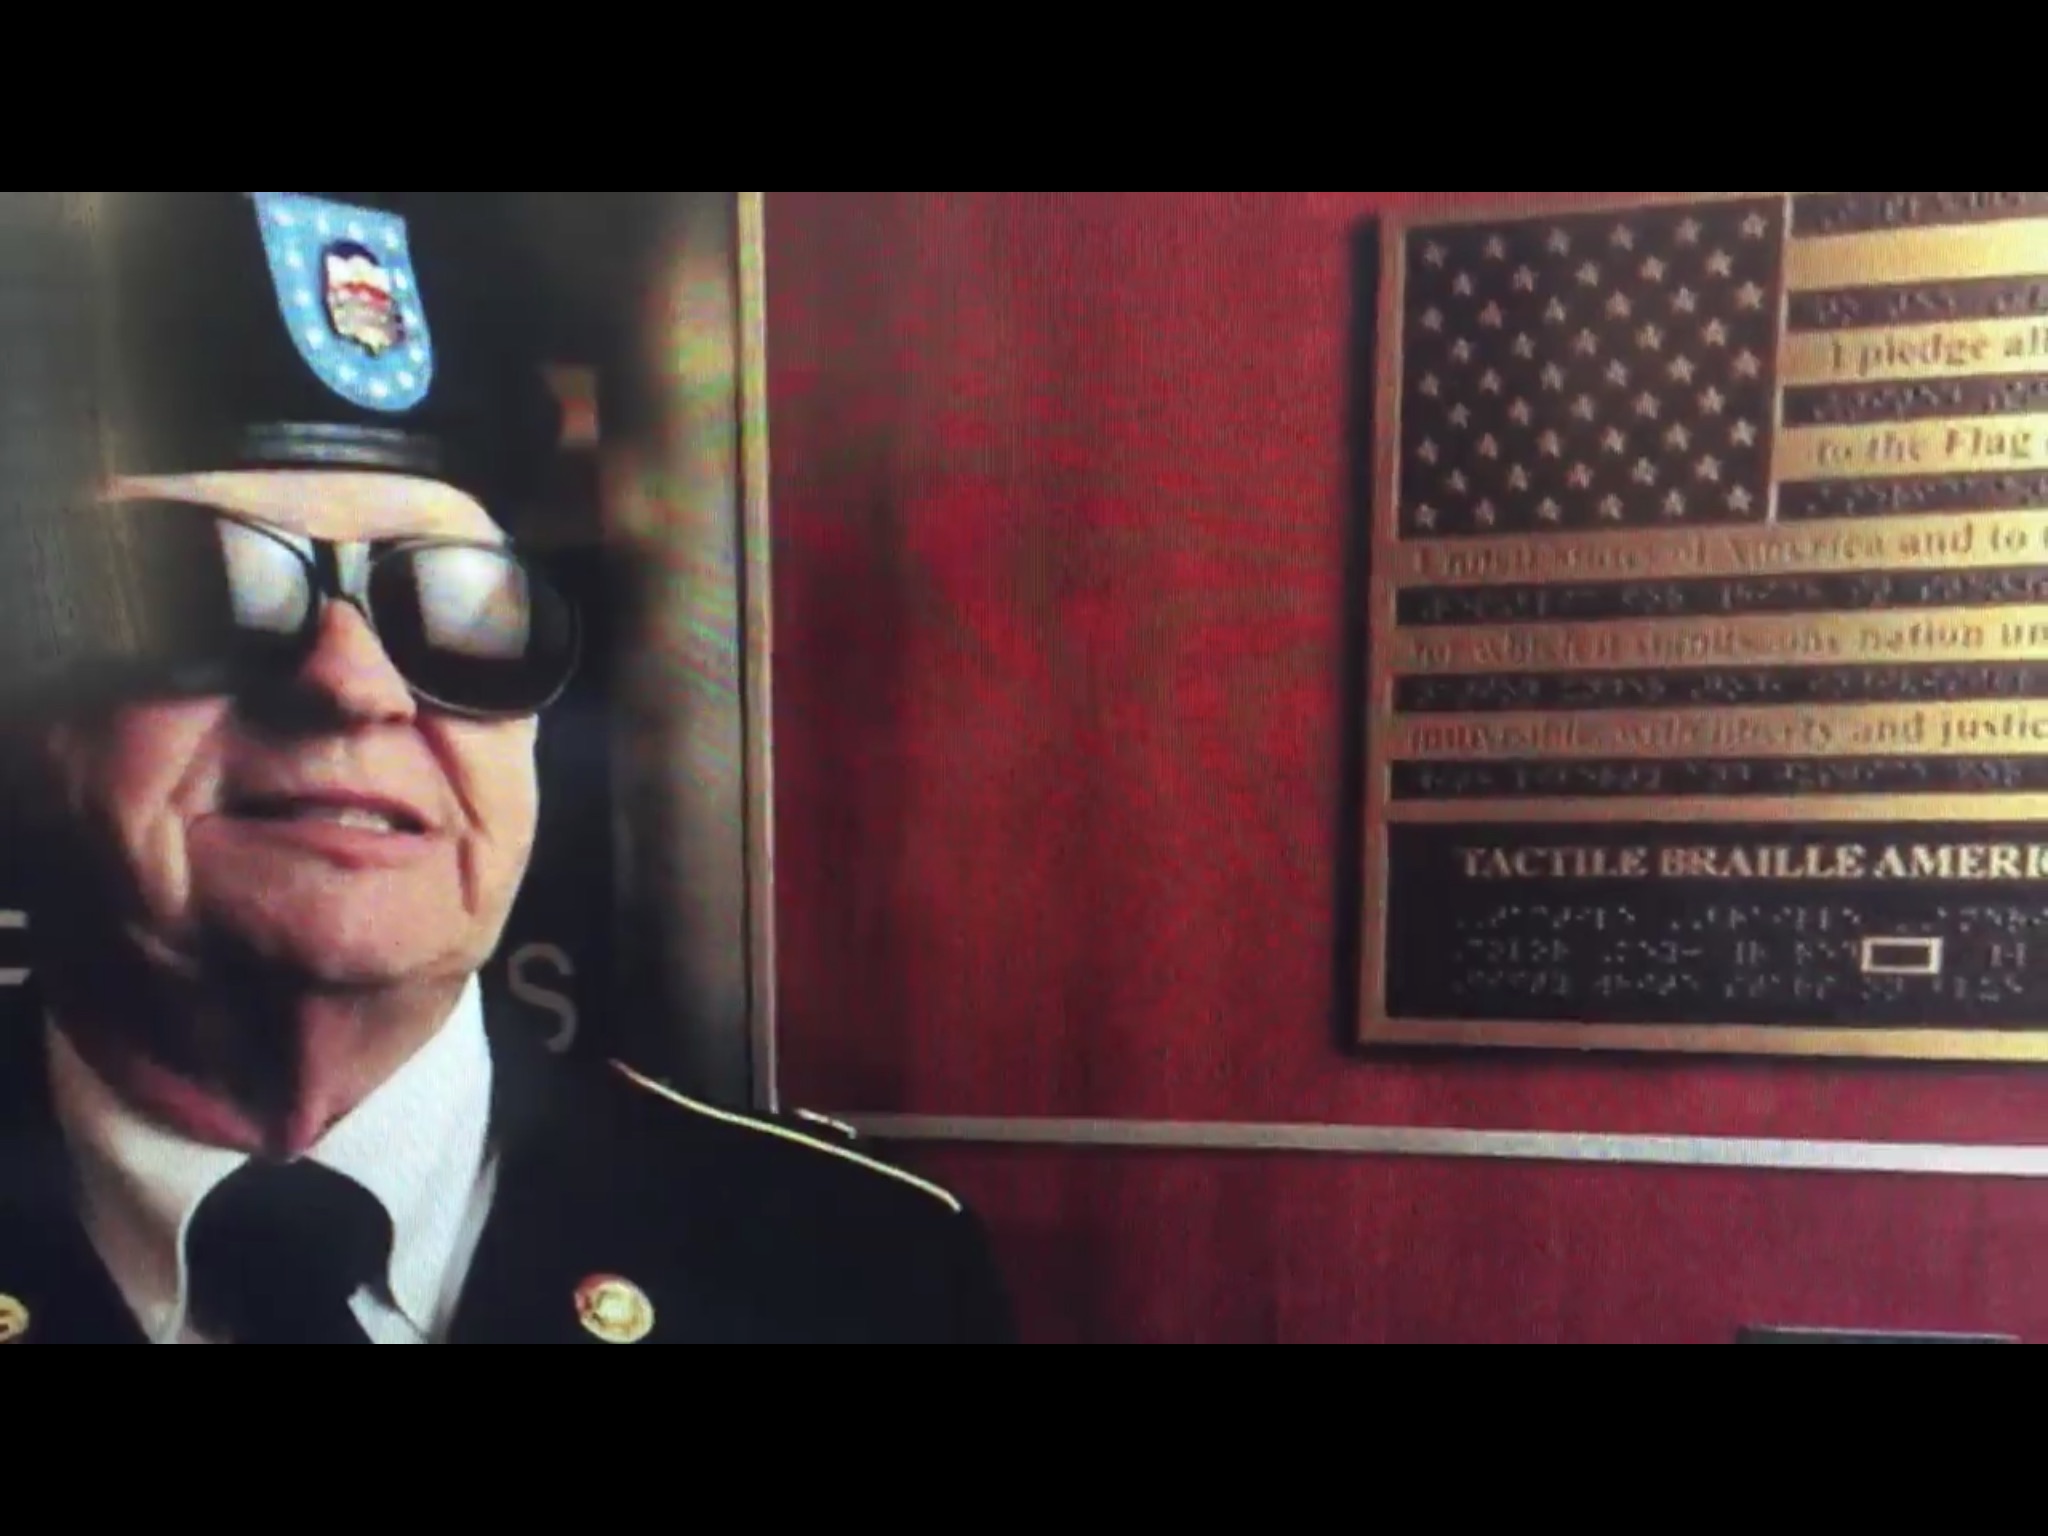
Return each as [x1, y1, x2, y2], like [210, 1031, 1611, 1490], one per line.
[609, 1062, 965, 1215]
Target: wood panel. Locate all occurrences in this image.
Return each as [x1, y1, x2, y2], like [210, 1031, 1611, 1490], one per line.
[764, 192, 2048, 1342]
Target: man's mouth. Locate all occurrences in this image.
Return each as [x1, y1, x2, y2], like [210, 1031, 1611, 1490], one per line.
[227, 796, 430, 837]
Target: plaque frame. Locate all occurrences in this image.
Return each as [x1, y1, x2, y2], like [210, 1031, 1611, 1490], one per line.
[1356, 191, 2048, 1063]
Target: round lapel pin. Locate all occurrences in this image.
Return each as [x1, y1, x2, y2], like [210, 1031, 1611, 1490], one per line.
[0, 1296, 30, 1346]
[575, 1276, 655, 1345]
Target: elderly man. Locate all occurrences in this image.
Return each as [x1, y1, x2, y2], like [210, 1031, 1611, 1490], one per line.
[0, 192, 1013, 1345]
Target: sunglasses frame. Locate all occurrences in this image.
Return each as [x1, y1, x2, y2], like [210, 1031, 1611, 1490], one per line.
[136, 502, 583, 723]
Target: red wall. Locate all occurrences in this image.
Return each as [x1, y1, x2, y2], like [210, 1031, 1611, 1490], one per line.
[763, 191, 2048, 1344]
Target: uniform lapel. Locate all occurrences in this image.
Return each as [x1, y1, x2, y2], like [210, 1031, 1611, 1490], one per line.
[446, 1021, 733, 1346]
[444, 1022, 600, 1344]
[0, 1007, 146, 1347]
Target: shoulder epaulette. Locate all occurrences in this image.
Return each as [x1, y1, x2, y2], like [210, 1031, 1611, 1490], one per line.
[609, 1062, 963, 1214]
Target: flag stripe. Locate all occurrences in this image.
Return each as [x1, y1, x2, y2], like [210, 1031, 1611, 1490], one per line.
[1777, 415, 2048, 481]
[1781, 319, 2048, 385]
[1391, 512, 2042, 591]
[1390, 702, 2048, 763]
[1390, 758, 2048, 802]
[1786, 221, 2048, 292]
[1396, 663, 2048, 715]
[1398, 566, 2048, 627]
[1787, 276, 2048, 333]
[1778, 472, 2048, 522]
[1792, 192, 2048, 239]
[1783, 375, 2048, 428]
[1393, 608, 2048, 674]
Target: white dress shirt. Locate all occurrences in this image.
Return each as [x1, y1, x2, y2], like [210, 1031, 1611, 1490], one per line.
[46, 980, 499, 1345]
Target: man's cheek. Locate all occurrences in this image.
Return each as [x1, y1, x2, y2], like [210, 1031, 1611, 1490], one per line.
[97, 707, 225, 833]
[441, 726, 540, 825]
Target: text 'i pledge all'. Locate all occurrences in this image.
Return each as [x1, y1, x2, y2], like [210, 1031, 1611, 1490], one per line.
[1828, 321, 2048, 380]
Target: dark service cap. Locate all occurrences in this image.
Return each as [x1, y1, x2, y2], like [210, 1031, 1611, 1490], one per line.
[94, 191, 561, 517]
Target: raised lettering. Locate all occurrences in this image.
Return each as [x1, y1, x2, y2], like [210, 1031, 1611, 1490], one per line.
[508, 943, 580, 1056]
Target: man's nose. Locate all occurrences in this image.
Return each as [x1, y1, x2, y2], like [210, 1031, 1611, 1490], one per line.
[292, 601, 418, 725]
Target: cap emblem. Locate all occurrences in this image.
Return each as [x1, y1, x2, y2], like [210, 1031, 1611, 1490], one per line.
[251, 192, 435, 414]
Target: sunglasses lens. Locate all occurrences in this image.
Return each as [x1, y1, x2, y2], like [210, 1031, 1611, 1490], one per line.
[368, 544, 578, 716]
[214, 518, 318, 639]
[90, 505, 314, 691]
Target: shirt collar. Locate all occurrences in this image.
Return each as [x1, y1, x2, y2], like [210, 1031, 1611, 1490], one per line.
[46, 981, 494, 1343]
[309, 984, 493, 1332]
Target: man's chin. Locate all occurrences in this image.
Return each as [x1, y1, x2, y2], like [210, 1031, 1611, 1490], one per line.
[194, 890, 490, 989]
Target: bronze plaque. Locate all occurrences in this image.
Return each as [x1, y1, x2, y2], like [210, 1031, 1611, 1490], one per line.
[1364, 192, 2048, 1060]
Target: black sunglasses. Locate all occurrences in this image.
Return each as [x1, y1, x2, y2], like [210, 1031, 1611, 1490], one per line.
[63, 501, 581, 721]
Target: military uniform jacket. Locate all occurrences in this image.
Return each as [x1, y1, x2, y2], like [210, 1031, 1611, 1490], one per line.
[0, 1012, 1015, 1346]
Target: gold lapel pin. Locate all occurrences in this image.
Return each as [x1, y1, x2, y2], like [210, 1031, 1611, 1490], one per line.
[575, 1275, 655, 1346]
[0, 1296, 30, 1346]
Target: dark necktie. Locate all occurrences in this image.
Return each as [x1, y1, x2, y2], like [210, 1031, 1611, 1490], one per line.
[185, 1160, 394, 1345]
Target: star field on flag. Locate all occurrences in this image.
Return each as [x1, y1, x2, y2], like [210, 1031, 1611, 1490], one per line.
[1399, 199, 1786, 537]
